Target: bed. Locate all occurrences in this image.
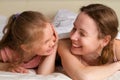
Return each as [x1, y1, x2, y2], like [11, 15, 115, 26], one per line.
[0, 71, 119, 80]
[0, 9, 120, 80]
[0, 71, 72, 80]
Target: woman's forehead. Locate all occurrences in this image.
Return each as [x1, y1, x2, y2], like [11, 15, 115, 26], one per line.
[74, 12, 99, 35]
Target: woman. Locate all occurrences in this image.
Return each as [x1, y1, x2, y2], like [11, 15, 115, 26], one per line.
[58, 4, 120, 80]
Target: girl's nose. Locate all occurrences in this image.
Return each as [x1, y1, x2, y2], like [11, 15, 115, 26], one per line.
[49, 41, 55, 48]
[49, 36, 56, 48]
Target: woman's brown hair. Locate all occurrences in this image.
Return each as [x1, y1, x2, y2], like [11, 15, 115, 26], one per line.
[80, 4, 119, 64]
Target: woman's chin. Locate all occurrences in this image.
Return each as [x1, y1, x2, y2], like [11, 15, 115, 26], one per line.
[71, 48, 78, 55]
[71, 48, 83, 55]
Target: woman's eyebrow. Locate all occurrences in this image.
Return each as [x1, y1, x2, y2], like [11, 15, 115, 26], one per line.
[73, 23, 76, 27]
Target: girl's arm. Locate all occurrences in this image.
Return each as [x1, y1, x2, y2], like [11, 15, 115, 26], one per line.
[58, 39, 120, 80]
[0, 62, 28, 73]
[0, 50, 10, 71]
[0, 62, 10, 71]
[37, 44, 57, 75]
[0, 52, 28, 73]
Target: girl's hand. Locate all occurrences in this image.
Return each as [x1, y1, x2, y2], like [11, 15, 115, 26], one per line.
[8, 65, 29, 73]
[37, 41, 58, 74]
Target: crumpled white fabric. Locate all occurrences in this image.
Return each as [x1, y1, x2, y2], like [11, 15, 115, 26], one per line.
[0, 71, 72, 80]
[53, 9, 77, 39]
[116, 32, 120, 39]
[105, 71, 120, 80]
[0, 15, 7, 40]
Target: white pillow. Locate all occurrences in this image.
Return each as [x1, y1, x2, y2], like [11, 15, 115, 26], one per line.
[116, 32, 120, 39]
[0, 15, 7, 40]
[53, 9, 77, 39]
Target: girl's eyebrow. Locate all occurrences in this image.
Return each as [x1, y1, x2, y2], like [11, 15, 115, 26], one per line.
[45, 39, 49, 43]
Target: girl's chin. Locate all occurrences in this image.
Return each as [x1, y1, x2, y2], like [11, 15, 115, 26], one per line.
[41, 52, 52, 56]
[46, 51, 53, 55]
[39, 50, 53, 56]
[46, 49, 54, 55]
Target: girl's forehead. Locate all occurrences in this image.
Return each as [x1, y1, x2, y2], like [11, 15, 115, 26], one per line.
[31, 23, 52, 39]
[31, 30, 51, 45]
[40, 23, 54, 38]
[44, 23, 53, 33]
[38, 23, 53, 36]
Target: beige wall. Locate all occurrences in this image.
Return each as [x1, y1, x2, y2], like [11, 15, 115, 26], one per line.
[0, 0, 120, 30]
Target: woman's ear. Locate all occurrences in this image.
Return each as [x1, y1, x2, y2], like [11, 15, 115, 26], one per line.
[102, 35, 111, 47]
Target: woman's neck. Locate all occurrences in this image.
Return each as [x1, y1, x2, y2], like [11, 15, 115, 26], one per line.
[81, 53, 100, 66]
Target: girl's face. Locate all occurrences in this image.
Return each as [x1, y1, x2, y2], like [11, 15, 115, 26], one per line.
[25, 23, 58, 56]
[70, 12, 104, 56]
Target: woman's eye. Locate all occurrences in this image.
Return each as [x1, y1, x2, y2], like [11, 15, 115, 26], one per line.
[79, 32, 85, 36]
[72, 28, 76, 32]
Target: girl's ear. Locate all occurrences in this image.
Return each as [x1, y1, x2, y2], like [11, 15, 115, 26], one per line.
[20, 44, 30, 52]
[102, 35, 111, 47]
[50, 23, 58, 41]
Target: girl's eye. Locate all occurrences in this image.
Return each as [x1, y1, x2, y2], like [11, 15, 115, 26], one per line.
[45, 35, 54, 44]
[44, 39, 50, 44]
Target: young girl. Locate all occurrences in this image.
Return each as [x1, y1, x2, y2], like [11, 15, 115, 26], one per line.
[58, 4, 120, 80]
[0, 11, 58, 75]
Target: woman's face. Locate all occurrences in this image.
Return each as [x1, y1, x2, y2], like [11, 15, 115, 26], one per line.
[70, 12, 104, 56]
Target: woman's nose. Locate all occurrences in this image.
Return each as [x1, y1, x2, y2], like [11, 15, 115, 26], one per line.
[70, 31, 79, 41]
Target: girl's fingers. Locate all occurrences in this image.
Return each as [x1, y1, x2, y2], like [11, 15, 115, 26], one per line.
[11, 67, 29, 73]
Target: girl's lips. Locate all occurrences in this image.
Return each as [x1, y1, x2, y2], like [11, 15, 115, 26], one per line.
[47, 45, 55, 53]
[47, 48, 53, 53]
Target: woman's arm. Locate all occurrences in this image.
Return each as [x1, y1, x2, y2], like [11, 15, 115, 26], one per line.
[114, 39, 120, 60]
[58, 39, 120, 80]
[37, 44, 57, 75]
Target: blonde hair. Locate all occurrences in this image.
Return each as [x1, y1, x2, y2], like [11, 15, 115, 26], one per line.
[0, 11, 50, 64]
[80, 4, 119, 64]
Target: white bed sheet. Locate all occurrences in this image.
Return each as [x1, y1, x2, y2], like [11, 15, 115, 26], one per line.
[0, 71, 72, 80]
[106, 71, 120, 80]
[0, 71, 120, 80]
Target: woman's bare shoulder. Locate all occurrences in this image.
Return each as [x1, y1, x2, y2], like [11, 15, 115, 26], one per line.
[59, 38, 71, 46]
[114, 39, 120, 60]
